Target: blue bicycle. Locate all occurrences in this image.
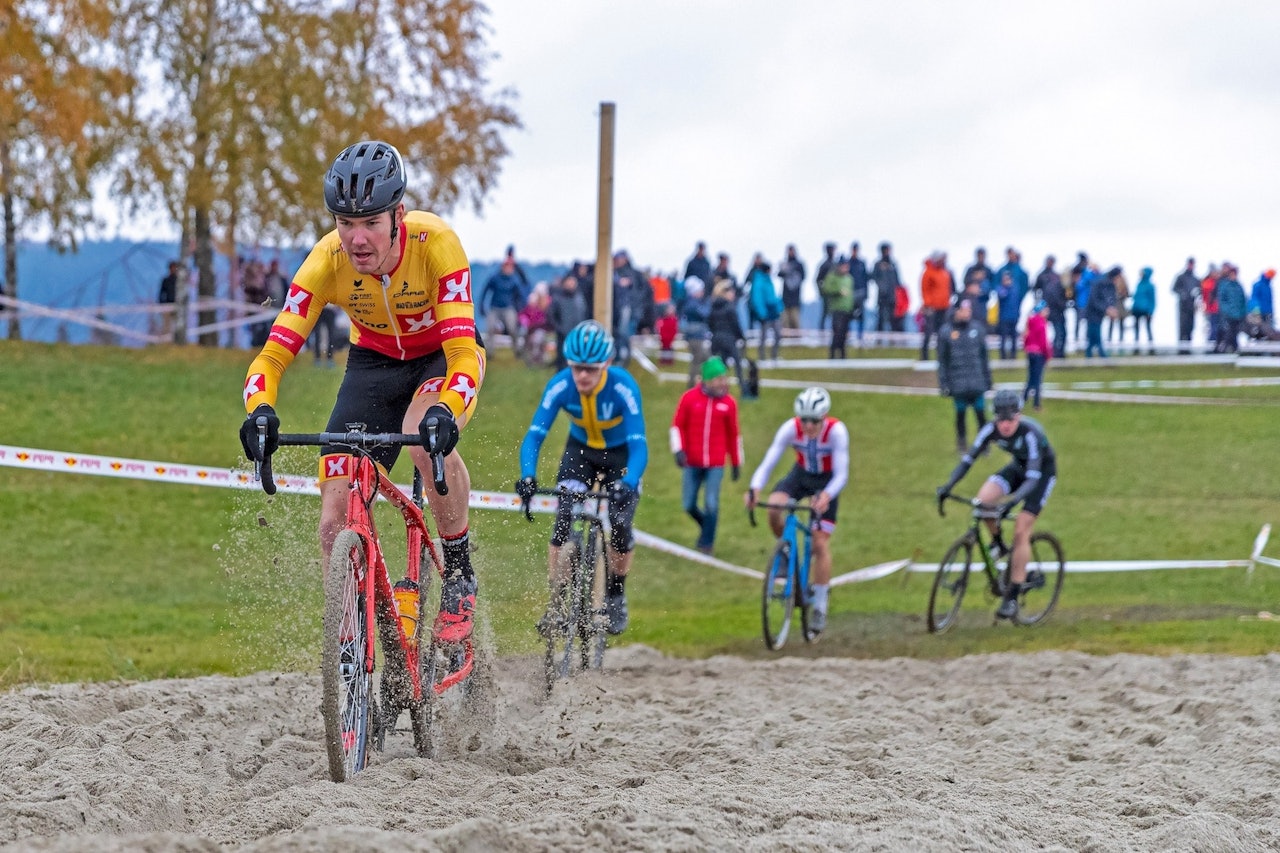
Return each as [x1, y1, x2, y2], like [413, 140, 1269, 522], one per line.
[749, 500, 821, 649]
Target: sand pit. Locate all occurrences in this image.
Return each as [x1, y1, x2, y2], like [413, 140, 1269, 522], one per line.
[4, 646, 1280, 851]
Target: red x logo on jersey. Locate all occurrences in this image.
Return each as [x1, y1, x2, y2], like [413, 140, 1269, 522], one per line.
[243, 373, 265, 405]
[284, 283, 313, 316]
[324, 455, 350, 479]
[439, 269, 472, 303]
[416, 377, 446, 397]
[401, 308, 436, 334]
[449, 373, 478, 407]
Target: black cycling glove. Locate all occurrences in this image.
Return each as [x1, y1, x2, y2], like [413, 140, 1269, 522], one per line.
[608, 481, 638, 511]
[515, 476, 538, 502]
[419, 404, 459, 456]
[239, 404, 279, 462]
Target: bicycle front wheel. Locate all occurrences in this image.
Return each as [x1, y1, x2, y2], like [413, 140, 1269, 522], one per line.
[1015, 531, 1065, 625]
[543, 532, 583, 694]
[579, 525, 607, 672]
[322, 529, 374, 782]
[762, 541, 793, 650]
[927, 535, 974, 634]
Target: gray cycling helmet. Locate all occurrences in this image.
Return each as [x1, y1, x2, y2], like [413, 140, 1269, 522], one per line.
[992, 388, 1023, 419]
[323, 140, 406, 216]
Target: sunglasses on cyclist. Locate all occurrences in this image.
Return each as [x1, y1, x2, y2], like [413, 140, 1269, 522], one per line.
[799, 417, 823, 425]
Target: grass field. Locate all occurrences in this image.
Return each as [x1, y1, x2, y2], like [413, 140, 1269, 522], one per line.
[1, 339, 1278, 688]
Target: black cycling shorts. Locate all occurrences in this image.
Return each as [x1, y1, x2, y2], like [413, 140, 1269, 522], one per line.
[988, 461, 1057, 516]
[552, 436, 638, 552]
[320, 341, 487, 477]
[771, 465, 838, 531]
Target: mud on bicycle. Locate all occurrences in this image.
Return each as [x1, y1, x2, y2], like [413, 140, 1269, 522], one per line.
[523, 483, 610, 693]
[928, 492, 1065, 633]
[251, 421, 487, 781]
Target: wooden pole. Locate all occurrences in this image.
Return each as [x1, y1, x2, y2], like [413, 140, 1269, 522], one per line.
[593, 102, 615, 327]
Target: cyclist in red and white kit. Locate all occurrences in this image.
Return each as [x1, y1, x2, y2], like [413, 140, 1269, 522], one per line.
[744, 387, 850, 635]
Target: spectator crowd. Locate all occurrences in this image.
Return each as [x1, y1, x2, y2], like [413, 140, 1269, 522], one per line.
[465, 240, 1280, 373]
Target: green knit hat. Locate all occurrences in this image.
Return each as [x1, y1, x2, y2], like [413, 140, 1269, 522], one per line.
[701, 356, 728, 381]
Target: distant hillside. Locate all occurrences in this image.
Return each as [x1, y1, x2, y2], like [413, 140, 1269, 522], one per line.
[3, 240, 568, 345]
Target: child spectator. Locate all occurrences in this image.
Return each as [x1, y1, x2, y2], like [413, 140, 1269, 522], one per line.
[656, 302, 679, 365]
[518, 283, 555, 366]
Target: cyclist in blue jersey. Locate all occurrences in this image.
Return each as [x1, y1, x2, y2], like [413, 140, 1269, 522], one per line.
[517, 320, 648, 635]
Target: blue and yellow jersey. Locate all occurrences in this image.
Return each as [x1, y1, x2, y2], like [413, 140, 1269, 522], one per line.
[519, 366, 648, 488]
[242, 210, 482, 420]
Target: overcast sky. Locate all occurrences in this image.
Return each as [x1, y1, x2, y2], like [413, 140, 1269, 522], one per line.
[447, 0, 1280, 295]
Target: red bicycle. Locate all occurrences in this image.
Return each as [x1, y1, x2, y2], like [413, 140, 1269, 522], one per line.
[252, 421, 476, 781]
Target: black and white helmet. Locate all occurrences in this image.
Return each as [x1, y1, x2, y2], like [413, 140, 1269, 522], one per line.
[794, 387, 831, 419]
[323, 140, 406, 217]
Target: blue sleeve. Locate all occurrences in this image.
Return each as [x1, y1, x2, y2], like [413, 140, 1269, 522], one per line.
[519, 373, 571, 479]
[615, 371, 648, 488]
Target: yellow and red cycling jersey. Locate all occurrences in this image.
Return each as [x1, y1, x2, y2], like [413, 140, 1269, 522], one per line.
[242, 211, 483, 420]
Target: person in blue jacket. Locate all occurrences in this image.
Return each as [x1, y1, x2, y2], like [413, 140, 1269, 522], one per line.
[516, 321, 648, 636]
[745, 253, 784, 363]
[1130, 267, 1157, 354]
[1251, 269, 1274, 326]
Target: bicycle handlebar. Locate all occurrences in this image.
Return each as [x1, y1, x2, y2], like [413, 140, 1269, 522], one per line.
[253, 428, 447, 496]
[937, 491, 1008, 520]
[747, 500, 820, 529]
[522, 485, 607, 522]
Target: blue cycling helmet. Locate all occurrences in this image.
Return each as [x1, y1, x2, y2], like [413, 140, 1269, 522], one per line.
[563, 320, 615, 365]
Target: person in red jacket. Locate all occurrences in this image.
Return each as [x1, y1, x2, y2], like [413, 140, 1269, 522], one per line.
[670, 356, 744, 554]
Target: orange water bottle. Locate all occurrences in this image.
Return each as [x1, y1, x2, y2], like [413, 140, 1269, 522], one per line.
[393, 578, 420, 639]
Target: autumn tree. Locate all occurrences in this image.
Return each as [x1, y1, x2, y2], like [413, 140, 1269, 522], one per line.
[116, 0, 520, 346]
[0, 0, 133, 340]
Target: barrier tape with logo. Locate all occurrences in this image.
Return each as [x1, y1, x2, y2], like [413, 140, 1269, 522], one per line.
[2, 444, 1273, 582]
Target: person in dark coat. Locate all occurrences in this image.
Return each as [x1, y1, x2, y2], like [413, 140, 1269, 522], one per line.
[548, 275, 589, 369]
[707, 280, 747, 393]
[936, 298, 992, 454]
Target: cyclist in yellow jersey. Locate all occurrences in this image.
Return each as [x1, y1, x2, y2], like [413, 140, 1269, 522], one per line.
[238, 140, 485, 642]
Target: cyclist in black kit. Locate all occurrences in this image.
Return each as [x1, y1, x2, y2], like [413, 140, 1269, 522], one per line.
[935, 388, 1058, 620]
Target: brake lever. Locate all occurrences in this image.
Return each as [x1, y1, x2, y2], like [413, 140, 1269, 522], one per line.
[255, 417, 277, 496]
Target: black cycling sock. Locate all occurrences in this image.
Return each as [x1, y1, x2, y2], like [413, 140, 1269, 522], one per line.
[441, 528, 474, 581]
[955, 409, 967, 441]
[606, 572, 626, 597]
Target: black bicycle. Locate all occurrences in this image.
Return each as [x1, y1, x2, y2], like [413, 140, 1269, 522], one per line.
[524, 484, 609, 693]
[928, 492, 1066, 633]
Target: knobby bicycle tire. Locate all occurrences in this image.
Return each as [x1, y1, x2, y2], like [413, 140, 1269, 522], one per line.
[762, 540, 793, 650]
[580, 524, 607, 672]
[1014, 531, 1066, 625]
[543, 531, 584, 693]
[928, 535, 974, 634]
[408, 540, 435, 758]
[321, 529, 374, 782]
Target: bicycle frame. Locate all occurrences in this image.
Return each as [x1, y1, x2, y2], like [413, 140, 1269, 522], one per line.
[261, 429, 471, 695]
[751, 500, 819, 648]
[943, 493, 1011, 594]
[751, 501, 816, 595]
[526, 484, 610, 684]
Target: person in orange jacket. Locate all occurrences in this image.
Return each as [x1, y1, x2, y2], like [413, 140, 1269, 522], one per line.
[919, 251, 956, 360]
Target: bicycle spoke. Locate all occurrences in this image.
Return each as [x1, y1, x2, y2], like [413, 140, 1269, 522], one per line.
[928, 536, 973, 634]
[1015, 532, 1065, 625]
[762, 541, 793, 649]
[322, 530, 373, 782]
